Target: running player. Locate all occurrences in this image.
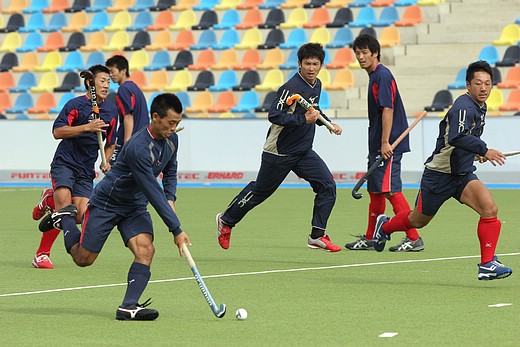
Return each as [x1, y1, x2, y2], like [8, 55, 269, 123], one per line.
[216, 43, 343, 252]
[345, 34, 425, 252]
[372, 60, 512, 280]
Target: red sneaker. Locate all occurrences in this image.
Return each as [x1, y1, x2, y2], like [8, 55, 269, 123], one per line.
[32, 253, 54, 269]
[32, 188, 54, 220]
[307, 234, 342, 252]
[216, 213, 232, 250]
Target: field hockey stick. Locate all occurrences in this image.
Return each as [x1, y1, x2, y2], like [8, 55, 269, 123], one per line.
[352, 111, 427, 200]
[475, 150, 520, 162]
[181, 243, 226, 318]
[80, 70, 107, 168]
[286, 94, 336, 131]
[174, 126, 184, 133]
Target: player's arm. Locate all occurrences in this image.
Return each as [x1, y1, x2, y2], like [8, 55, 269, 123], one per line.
[268, 88, 307, 127]
[446, 108, 488, 155]
[123, 113, 134, 143]
[380, 107, 394, 159]
[53, 118, 107, 139]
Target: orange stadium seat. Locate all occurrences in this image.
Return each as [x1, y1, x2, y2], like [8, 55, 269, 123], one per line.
[326, 0, 352, 8]
[43, 0, 70, 13]
[371, 0, 395, 6]
[257, 48, 285, 70]
[395, 5, 423, 26]
[188, 49, 217, 70]
[212, 49, 239, 70]
[325, 68, 355, 90]
[106, 0, 135, 12]
[142, 70, 170, 92]
[326, 47, 356, 69]
[499, 89, 520, 112]
[12, 52, 39, 72]
[497, 67, 520, 89]
[236, 9, 263, 30]
[233, 49, 261, 70]
[62, 11, 88, 32]
[303, 7, 331, 28]
[2, 0, 28, 14]
[80, 31, 108, 52]
[146, 30, 173, 50]
[237, 0, 264, 9]
[170, 0, 199, 11]
[167, 30, 195, 50]
[0, 71, 15, 92]
[148, 10, 175, 31]
[379, 26, 401, 47]
[27, 92, 57, 114]
[129, 71, 147, 89]
[0, 91, 12, 113]
[37, 32, 64, 52]
[185, 91, 214, 113]
[208, 91, 237, 112]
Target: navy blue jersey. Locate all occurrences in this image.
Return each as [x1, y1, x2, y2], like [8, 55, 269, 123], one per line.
[51, 95, 117, 179]
[89, 127, 182, 235]
[425, 93, 488, 175]
[264, 72, 331, 156]
[114, 80, 149, 147]
[367, 64, 410, 154]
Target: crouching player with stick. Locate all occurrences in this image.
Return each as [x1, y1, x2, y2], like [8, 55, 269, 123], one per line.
[216, 43, 343, 252]
[46, 93, 191, 320]
[372, 61, 512, 281]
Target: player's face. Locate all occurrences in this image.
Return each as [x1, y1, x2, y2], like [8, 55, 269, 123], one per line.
[355, 47, 378, 73]
[94, 72, 111, 100]
[466, 71, 492, 106]
[107, 66, 125, 85]
[298, 57, 322, 85]
[151, 109, 182, 140]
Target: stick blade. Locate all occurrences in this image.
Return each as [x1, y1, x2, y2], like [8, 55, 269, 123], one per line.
[216, 303, 226, 318]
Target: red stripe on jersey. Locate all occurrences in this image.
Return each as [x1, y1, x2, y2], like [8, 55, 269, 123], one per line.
[372, 83, 379, 106]
[67, 108, 79, 126]
[391, 79, 397, 108]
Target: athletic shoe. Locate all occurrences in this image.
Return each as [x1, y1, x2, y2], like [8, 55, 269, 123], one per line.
[389, 237, 425, 252]
[478, 256, 512, 281]
[345, 235, 375, 250]
[32, 188, 53, 220]
[373, 214, 391, 252]
[116, 298, 159, 321]
[38, 213, 54, 232]
[32, 253, 54, 269]
[50, 204, 78, 230]
[216, 213, 232, 250]
[307, 234, 342, 252]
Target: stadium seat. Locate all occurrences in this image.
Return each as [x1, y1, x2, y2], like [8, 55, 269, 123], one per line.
[215, 0, 240, 9]
[371, 0, 395, 5]
[0, 13, 24, 33]
[326, 0, 353, 8]
[209, 70, 238, 91]
[492, 67, 502, 86]
[42, 0, 70, 13]
[12, 52, 39, 72]
[188, 49, 217, 70]
[150, 0, 175, 11]
[447, 68, 466, 89]
[320, 90, 331, 109]
[170, 10, 197, 30]
[60, 32, 86, 52]
[193, 10, 218, 30]
[395, 5, 423, 26]
[255, 69, 284, 91]
[280, 8, 307, 29]
[27, 92, 57, 114]
[5, 93, 33, 114]
[105, 11, 132, 31]
[373, 6, 399, 27]
[84, 11, 109, 32]
[185, 91, 213, 113]
[86, 0, 112, 12]
[42, 12, 67, 32]
[424, 89, 452, 112]
[166, 50, 193, 70]
[37, 32, 64, 52]
[0, 52, 18, 71]
[417, 0, 444, 5]
[0, 91, 12, 114]
[57, 51, 85, 72]
[0, 32, 21, 52]
[495, 46, 520, 67]
[142, 70, 169, 92]
[326, 27, 354, 48]
[30, 72, 59, 93]
[65, 0, 91, 12]
[19, 13, 46, 32]
[124, 31, 151, 51]
[350, 6, 376, 27]
[164, 70, 193, 91]
[129, 0, 154, 11]
[394, 0, 417, 5]
[325, 68, 355, 90]
[145, 30, 173, 50]
[316, 69, 331, 88]
[50, 92, 76, 113]
[499, 89, 520, 112]
[193, 0, 219, 10]
[208, 91, 237, 112]
[213, 9, 240, 30]
[280, 0, 306, 8]
[85, 51, 106, 67]
[128, 50, 150, 71]
[254, 91, 276, 112]
[303, 8, 331, 28]
[243, 112, 258, 118]
[279, 28, 307, 50]
[10, 71, 37, 93]
[477, 45, 500, 65]
[258, 0, 284, 9]
[34, 51, 62, 72]
[218, 112, 235, 118]
[144, 50, 171, 71]
[237, 0, 264, 9]
[236, 9, 263, 30]
[0, 71, 15, 92]
[61, 11, 88, 32]
[233, 49, 261, 70]
[235, 28, 262, 49]
[107, 0, 134, 12]
[326, 47, 355, 69]
[257, 48, 284, 69]
[2, 0, 29, 14]
[359, 26, 378, 38]
[128, 71, 147, 89]
[211, 49, 239, 69]
[232, 70, 260, 90]
[304, 0, 328, 8]
[279, 48, 298, 70]
[349, 0, 372, 6]
[167, 30, 195, 50]
[127, 11, 153, 31]
[309, 27, 331, 46]
[213, 29, 240, 50]
[170, 0, 198, 11]
[175, 91, 191, 109]
[187, 70, 214, 91]
[190, 30, 218, 50]
[258, 29, 285, 49]
[258, 9, 284, 29]
[54, 71, 81, 91]
[486, 89, 504, 111]
[102, 31, 130, 51]
[231, 90, 260, 112]
[497, 67, 520, 89]
[80, 31, 108, 52]
[379, 26, 400, 47]
[148, 10, 175, 31]
[15, 32, 43, 53]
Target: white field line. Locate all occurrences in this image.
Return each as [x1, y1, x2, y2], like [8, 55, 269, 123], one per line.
[1, 252, 519, 298]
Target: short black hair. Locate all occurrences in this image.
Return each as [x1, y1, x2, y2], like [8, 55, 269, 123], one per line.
[297, 43, 325, 64]
[353, 34, 381, 61]
[466, 60, 493, 83]
[105, 55, 130, 78]
[150, 93, 183, 118]
[83, 64, 110, 90]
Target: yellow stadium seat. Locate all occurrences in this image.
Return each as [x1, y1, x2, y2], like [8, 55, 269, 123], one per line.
[280, 8, 307, 29]
[317, 69, 331, 89]
[185, 91, 214, 113]
[486, 89, 504, 111]
[128, 50, 150, 71]
[105, 11, 132, 32]
[493, 24, 520, 46]
[169, 10, 197, 31]
[80, 31, 108, 52]
[34, 51, 62, 72]
[146, 30, 173, 51]
[2, 0, 28, 14]
[142, 71, 170, 92]
[255, 69, 284, 91]
[235, 28, 262, 49]
[212, 49, 239, 70]
[379, 26, 401, 47]
[417, 0, 444, 5]
[170, 0, 199, 11]
[257, 48, 285, 70]
[309, 27, 331, 46]
[281, 0, 307, 9]
[215, 0, 241, 10]
[102, 31, 130, 51]
[62, 11, 88, 32]
[30, 72, 60, 93]
[13, 52, 39, 72]
[107, 0, 134, 12]
[164, 70, 193, 91]
[326, 0, 353, 8]
[0, 32, 21, 52]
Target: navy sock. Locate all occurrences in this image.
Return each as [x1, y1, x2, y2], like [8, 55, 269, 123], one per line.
[121, 262, 151, 308]
[311, 227, 325, 239]
[61, 215, 81, 254]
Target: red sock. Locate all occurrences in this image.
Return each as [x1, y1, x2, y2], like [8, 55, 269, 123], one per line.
[382, 210, 412, 236]
[477, 217, 501, 264]
[388, 193, 419, 241]
[366, 192, 385, 239]
[36, 228, 60, 255]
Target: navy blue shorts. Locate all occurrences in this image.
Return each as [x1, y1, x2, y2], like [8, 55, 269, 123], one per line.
[367, 153, 403, 193]
[50, 162, 93, 199]
[80, 204, 154, 254]
[415, 168, 478, 216]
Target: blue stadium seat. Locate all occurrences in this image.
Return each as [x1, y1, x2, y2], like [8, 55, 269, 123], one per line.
[84, 11, 110, 32]
[326, 27, 354, 48]
[19, 13, 46, 33]
[129, 0, 155, 11]
[213, 29, 240, 50]
[350, 7, 377, 27]
[447, 68, 467, 90]
[193, 0, 220, 11]
[395, 0, 417, 5]
[373, 6, 400, 27]
[231, 90, 260, 112]
[320, 90, 331, 109]
[85, 51, 106, 67]
[86, 0, 113, 12]
[42, 12, 67, 32]
[144, 50, 171, 71]
[279, 49, 298, 70]
[279, 28, 307, 50]
[6, 93, 34, 114]
[176, 91, 191, 109]
[477, 45, 500, 65]
[23, 0, 50, 13]
[349, 0, 372, 6]
[210, 70, 239, 91]
[259, 0, 285, 9]
[16, 32, 44, 52]
[214, 9, 240, 30]
[127, 11, 153, 31]
[9, 72, 37, 93]
[190, 30, 218, 50]
[57, 51, 85, 72]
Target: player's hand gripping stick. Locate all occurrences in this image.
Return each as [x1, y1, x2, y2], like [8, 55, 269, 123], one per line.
[286, 94, 336, 132]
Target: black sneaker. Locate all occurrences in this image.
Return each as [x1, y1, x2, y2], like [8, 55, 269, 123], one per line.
[38, 213, 54, 232]
[345, 235, 376, 250]
[116, 298, 159, 321]
[50, 204, 77, 230]
[389, 237, 425, 252]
